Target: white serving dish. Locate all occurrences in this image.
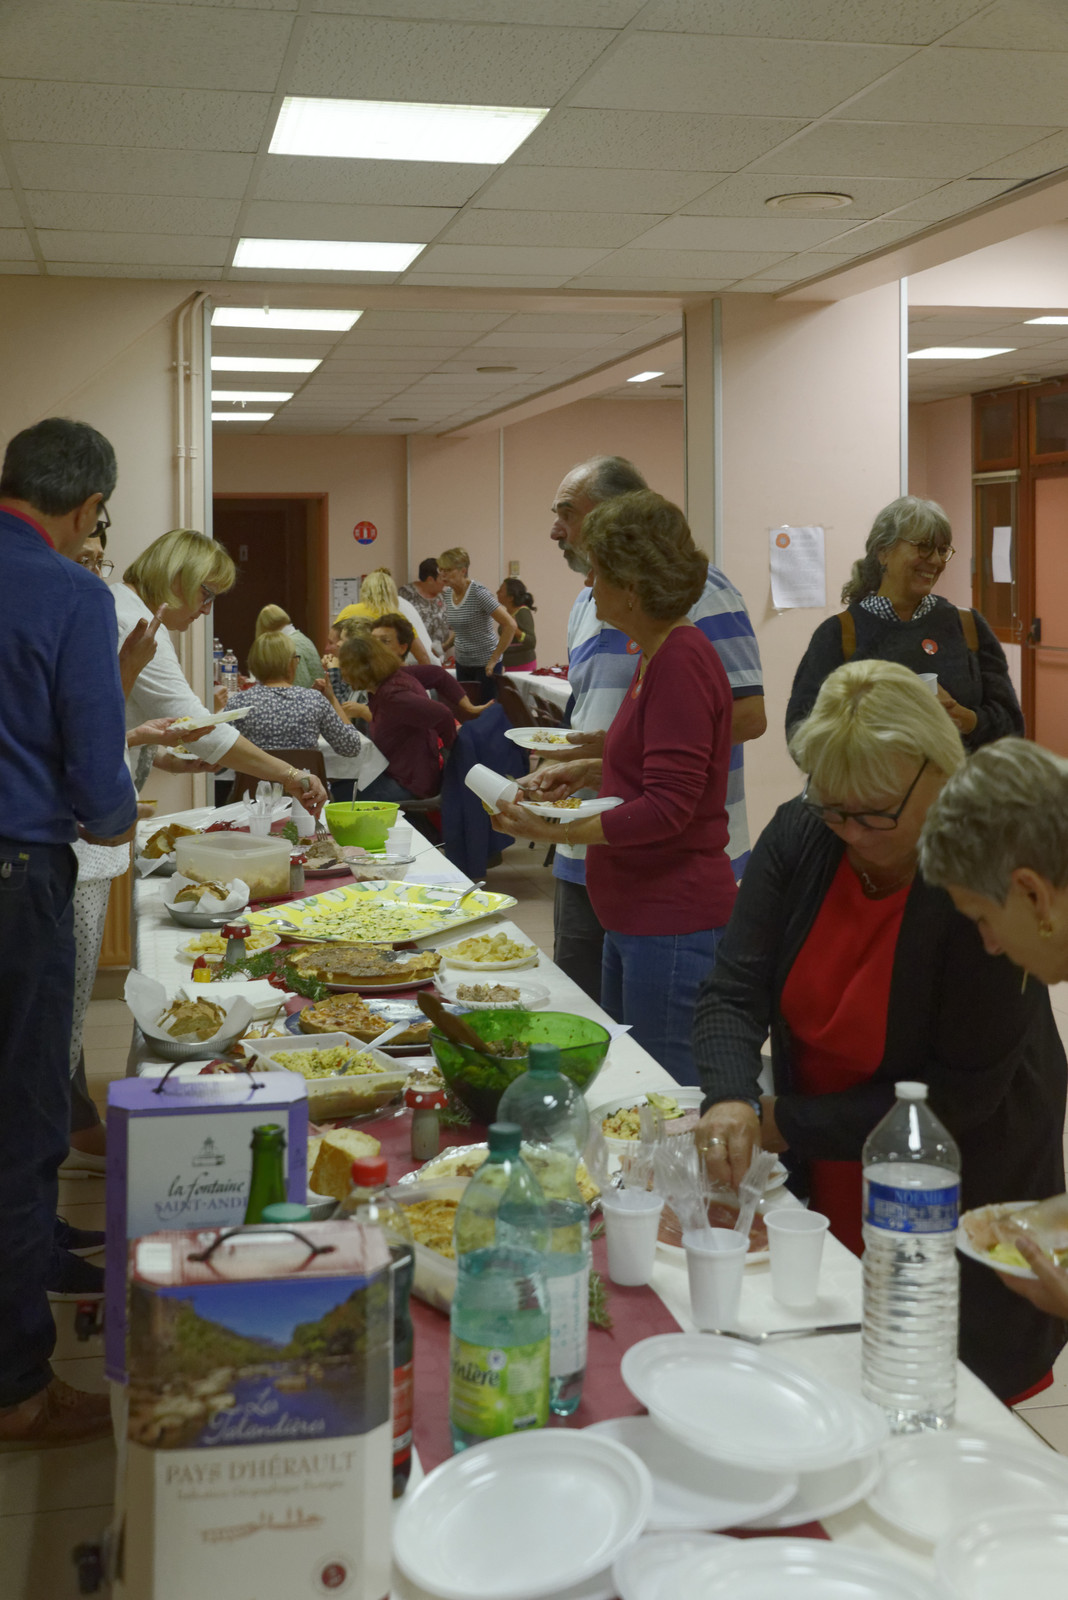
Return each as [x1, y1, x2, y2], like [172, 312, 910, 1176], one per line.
[175, 830, 291, 901]
[936, 1506, 1068, 1600]
[392, 1431, 652, 1600]
[675, 1538, 948, 1600]
[252, 1032, 406, 1119]
[868, 1431, 1068, 1544]
[388, 1175, 466, 1312]
[437, 934, 539, 971]
[176, 933, 280, 966]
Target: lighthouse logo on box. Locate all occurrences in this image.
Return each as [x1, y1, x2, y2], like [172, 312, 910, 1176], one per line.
[353, 521, 377, 546]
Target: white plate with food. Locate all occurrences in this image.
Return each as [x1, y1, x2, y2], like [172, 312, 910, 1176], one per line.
[392, 1430, 652, 1600]
[254, 1033, 406, 1120]
[437, 930, 540, 970]
[656, 1194, 771, 1264]
[518, 796, 623, 822]
[434, 976, 551, 1010]
[591, 1089, 787, 1187]
[176, 930, 279, 965]
[397, 1143, 601, 1204]
[868, 1431, 1068, 1545]
[674, 1539, 947, 1600]
[621, 1334, 858, 1476]
[935, 1507, 1068, 1600]
[286, 996, 434, 1053]
[171, 706, 251, 729]
[957, 1198, 1066, 1279]
[503, 727, 579, 754]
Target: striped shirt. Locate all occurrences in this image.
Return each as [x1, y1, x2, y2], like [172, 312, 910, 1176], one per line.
[555, 565, 763, 886]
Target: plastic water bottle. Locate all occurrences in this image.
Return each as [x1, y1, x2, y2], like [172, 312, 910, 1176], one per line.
[498, 1042, 591, 1415]
[220, 648, 239, 698]
[212, 636, 224, 685]
[449, 1122, 550, 1452]
[339, 1156, 415, 1497]
[861, 1082, 961, 1433]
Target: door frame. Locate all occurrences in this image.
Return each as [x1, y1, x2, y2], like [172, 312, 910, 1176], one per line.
[1025, 460, 1068, 736]
[212, 492, 330, 649]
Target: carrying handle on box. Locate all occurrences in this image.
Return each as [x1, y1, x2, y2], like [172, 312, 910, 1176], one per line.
[151, 1059, 266, 1095]
[188, 1227, 337, 1274]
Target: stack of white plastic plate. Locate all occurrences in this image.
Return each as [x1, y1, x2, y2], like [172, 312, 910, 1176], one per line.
[612, 1533, 731, 1600]
[621, 1335, 860, 1477]
[392, 1431, 653, 1600]
[870, 1432, 1068, 1545]
[673, 1539, 948, 1599]
[936, 1507, 1068, 1599]
[743, 1390, 889, 1529]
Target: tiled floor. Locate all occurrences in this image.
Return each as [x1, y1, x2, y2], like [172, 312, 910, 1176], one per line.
[4, 845, 1068, 1594]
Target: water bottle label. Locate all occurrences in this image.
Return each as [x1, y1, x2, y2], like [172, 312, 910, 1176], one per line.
[865, 1180, 960, 1233]
[449, 1334, 549, 1439]
[548, 1267, 589, 1379]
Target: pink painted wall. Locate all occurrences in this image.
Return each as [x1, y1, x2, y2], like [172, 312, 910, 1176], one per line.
[908, 396, 973, 608]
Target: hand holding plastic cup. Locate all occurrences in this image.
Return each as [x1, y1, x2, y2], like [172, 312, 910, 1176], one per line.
[464, 762, 520, 815]
[765, 1209, 829, 1307]
[600, 1190, 664, 1287]
[683, 1228, 748, 1331]
[916, 672, 939, 694]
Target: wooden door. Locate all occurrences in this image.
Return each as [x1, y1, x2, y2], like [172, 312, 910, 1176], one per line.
[1031, 473, 1068, 756]
[212, 496, 325, 671]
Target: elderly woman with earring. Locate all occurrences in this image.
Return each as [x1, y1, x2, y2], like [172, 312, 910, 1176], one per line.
[694, 661, 1066, 1403]
[786, 495, 1022, 748]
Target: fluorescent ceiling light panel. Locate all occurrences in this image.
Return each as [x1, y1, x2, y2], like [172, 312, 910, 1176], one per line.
[212, 307, 362, 332]
[627, 370, 665, 383]
[908, 347, 1015, 360]
[1025, 316, 1068, 325]
[212, 412, 274, 422]
[212, 356, 320, 373]
[212, 389, 294, 402]
[234, 238, 422, 273]
[270, 96, 548, 166]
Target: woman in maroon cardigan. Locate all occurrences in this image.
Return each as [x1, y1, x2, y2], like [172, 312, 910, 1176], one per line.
[338, 631, 461, 801]
[496, 491, 735, 1084]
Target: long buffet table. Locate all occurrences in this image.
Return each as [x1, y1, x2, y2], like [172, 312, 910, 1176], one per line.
[130, 808, 1044, 1591]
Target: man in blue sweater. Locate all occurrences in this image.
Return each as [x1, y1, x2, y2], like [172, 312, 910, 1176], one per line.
[0, 419, 137, 1448]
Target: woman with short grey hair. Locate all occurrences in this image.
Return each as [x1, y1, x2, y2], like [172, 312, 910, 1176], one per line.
[786, 495, 1022, 749]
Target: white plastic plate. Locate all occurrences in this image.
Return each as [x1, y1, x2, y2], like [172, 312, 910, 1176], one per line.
[869, 1431, 1068, 1544]
[956, 1201, 1037, 1279]
[675, 1539, 948, 1600]
[612, 1532, 731, 1600]
[744, 1450, 882, 1530]
[503, 727, 579, 753]
[936, 1507, 1068, 1600]
[519, 796, 623, 821]
[434, 976, 552, 1010]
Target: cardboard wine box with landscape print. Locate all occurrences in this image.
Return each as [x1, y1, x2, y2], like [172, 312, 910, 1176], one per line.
[115, 1220, 393, 1600]
[105, 1072, 309, 1382]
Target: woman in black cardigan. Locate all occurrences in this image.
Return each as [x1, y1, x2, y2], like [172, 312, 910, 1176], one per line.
[694, 660, 1066, 1401]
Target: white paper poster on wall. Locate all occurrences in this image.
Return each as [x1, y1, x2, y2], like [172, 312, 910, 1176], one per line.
[991, 525, 1013, 585]
[770, 525, 826, 609]
[331, 576, 362, 617]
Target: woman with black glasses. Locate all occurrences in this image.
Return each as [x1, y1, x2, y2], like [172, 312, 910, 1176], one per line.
[693, 659, 1066, 1404]
[786, 495, 1022, 749]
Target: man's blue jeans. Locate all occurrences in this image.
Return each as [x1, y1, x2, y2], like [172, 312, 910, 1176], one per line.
[0, 840, 76, 1407]
[601, 926, 726, 1087]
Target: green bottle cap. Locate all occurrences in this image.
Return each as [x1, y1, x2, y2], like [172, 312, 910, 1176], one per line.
[260, 1202, 311, 1223]
[488, 1122, 521, 1159]
[527, 1042, 561, 1075]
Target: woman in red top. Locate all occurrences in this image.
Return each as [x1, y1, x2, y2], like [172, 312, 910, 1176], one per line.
[338, 631, 460, 801]
[496, 491, 735, 1084]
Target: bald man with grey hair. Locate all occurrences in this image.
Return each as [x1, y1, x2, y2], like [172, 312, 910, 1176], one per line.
[547, 455, 767, 1006]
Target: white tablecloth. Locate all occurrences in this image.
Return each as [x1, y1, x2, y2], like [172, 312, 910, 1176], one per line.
[502, 671, 571, 716]
[129, 808, 1040, 1587]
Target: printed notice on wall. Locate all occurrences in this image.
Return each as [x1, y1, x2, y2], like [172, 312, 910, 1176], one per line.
[991, 525, 1013, 585]
[331, 577, 362, 617]
[770, 525, 826, 610]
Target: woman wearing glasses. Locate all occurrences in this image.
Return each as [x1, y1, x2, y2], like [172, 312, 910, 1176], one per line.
[786, 496, 1022, 748]
[694, 660, 1065, 1403]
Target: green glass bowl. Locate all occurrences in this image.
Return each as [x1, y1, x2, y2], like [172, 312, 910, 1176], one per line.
[323, 800, 399, 849]
[429, 1010, 612, 1126]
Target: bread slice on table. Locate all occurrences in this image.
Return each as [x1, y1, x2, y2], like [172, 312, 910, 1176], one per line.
[310, 1127, 383, 1201]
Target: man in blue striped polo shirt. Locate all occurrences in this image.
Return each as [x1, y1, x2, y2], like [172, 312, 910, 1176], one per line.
[549, 456, 766, 1003]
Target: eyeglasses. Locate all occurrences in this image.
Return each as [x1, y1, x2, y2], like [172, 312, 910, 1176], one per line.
[801, 759, 929, 831]
[904, 537, 954, 563]
[199, 583, 218, 608]
[78, 553, 114, 578]
[94, 502, 111, 541]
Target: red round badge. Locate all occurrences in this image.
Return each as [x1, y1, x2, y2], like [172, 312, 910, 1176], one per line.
[921, 639, 938, 655]
[626, 638, 641, 654]
[353, 521, 377, 545]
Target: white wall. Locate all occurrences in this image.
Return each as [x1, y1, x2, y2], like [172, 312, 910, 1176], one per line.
[908, 396, 973, 608]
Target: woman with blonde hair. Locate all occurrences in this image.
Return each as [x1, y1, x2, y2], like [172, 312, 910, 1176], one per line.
[694, 660, 1066, 1403]
[255, 603, 322, 688]
[437, 546, 518, 692]
[224, 630, 363, 764]
[117, 528, 327, 811]
[334, 567, 433, 664]
[786, 496, 1022, 748]
[339, 630, 459, 801]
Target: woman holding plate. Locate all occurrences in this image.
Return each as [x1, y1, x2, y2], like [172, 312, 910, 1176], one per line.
[494, 490, 735, 1085]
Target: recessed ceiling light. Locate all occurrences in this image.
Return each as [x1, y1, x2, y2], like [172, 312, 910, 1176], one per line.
[628, 370, 664, 383]
[212, 356, 320, 373]
[212, 308, 362, 332]
[1025, 316, 1068, 325]
[234, 238, 423, 273]
[908, 347, 1016, 360]
[765, 192, 853, 211]
[476, 365, 517, 373]
[270, 96, 549, 166]
[212, 412, 274, 422]
[211, 389, 294, 402]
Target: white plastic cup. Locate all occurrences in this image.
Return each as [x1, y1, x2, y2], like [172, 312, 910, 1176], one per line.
[916, 672, 939, 694]
[247, 816, 272, 837]
[683, 1228, 748, 1331]
[464, 762, 520, 815]
[765, 1209, 830, 1307]
[600, 1190, 665, 1287]
[386, 823, 412, 856]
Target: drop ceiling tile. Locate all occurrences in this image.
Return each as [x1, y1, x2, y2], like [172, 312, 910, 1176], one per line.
[357, 310, 507, 331]
[9, 144, 255, 198]
[0, 83, 270, 152]
[947, 0, 1068, 51]
[472, 165, 727, 214]
[1, 2, 292, 90]
[973, 130, 1068, 179]
[816, 217, 922, 250]
[26, 191, 240, 235]
[682, 171, 937, 218]
[629, 213, 861, 251]
[498, 312, 664, 333]
[576, 246, 789, 277]
[768, 250, 861, 279]
[0, 195, 23, 227]
[889, 176, 1017, 221]
[474, 329, 625, 349]
[844, 48, 1068, 127]
[0, 262, 38, 275]
[638, 0, 984, 43]
[405, 271, 578, 288]
[410, 244, 611, 275]
[516, 109, 807, 171]
[49, 262, 223, 278]
[254, 156, 492, 208]
[290, 16, 614, 101]
[241, 201, 456, 242]
[0, 231, 35, 261]
[310, 1, 639, 22]
[346, 330, 469, 347]
[39, 229, 230, 265]
[569, 274, 736, 291]
[442, 210, 660, 249]
[751, 119, 1057, 178]
[574, 33, 911, 117]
